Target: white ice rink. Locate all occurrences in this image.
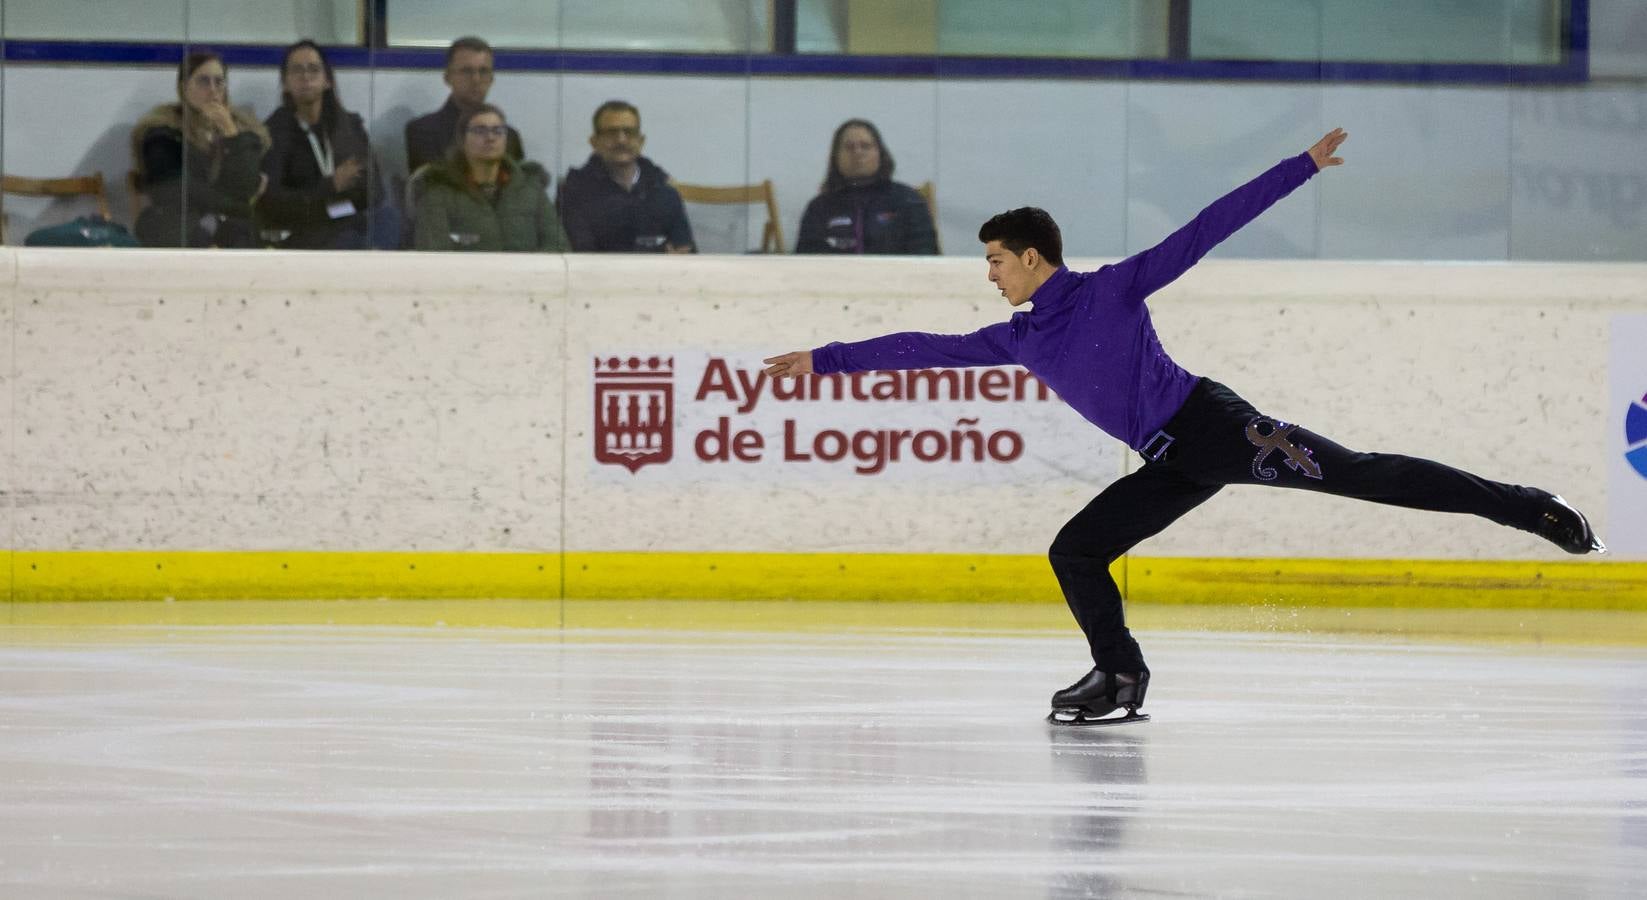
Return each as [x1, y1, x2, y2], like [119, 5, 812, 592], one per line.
[2, 623, 1645, 898]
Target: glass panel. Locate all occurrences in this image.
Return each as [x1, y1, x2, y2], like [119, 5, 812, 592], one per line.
[795, 0, 848, 53]
[795, 0, 936, 55]
[1125, 83, 1320, 260]
[557, 77, 751, 253]
[1318, 85, 1511, 259]
[1320, 0, 1558, 65]
[388, 0, 767, 52]
[937, 0, 1168, 59]
[766, 4, 938, 256]
[562, 0, 769, 53]
[1, 0, 360, 43]
[387, 10, 562, 250]
[388, 0, 563, 48]
[1590, 0, 1647, 79]
[243, 18, 378, 248]
[1190, 0, 1561, 65]
[1188, 0, 1321, 61]
[1510, 86, 1647, 260]
[2, 8, 194, 245]
[800, 0, 1167, 58]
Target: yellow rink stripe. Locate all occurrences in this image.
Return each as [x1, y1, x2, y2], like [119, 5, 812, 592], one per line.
[3, 550, 1642, 609]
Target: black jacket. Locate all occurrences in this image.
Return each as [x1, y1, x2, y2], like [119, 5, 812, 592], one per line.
[131, 105, 268, 248]
[556, 154, 694, 253]
[404, 98, 524, 175]
[258, 104, 375, 249]
[795, 179, 937, 255]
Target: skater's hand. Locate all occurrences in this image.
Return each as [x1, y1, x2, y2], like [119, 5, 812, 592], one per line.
[762, 350, 814, 379]
[1308, 127, 1348, 170]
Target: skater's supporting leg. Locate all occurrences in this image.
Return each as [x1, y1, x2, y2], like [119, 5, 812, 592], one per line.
[1048, 465, 1221, 671]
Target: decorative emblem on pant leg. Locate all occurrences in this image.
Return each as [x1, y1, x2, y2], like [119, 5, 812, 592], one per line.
[1244, 416, 1323, 481]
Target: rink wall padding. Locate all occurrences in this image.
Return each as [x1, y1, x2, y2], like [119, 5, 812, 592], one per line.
[1, 248, 1644, 610]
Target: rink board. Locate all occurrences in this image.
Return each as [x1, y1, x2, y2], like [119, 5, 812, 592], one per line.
[0, 249, 1643, 610]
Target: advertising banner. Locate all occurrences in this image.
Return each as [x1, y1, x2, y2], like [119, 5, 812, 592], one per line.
[587, 350, 1116, 485]
[1608, 314, 1647, 558]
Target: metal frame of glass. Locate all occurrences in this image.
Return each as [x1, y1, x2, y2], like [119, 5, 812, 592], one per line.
[0, 0, 1588, 85]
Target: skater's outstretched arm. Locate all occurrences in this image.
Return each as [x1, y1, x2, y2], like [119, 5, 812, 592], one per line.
[1114, 128, 1347, 303]
[764, 322, 1016, 378]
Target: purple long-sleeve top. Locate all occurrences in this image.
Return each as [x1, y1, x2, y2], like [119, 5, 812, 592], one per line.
[811, 152, 1319, 450]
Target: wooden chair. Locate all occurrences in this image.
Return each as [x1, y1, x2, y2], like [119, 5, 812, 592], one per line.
[1, 172, 112, 243]
[916, 180, 940, 253]
[670, 179, 784, 253]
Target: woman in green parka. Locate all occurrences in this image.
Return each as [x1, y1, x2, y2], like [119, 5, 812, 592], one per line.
[414, 104, 570, 252]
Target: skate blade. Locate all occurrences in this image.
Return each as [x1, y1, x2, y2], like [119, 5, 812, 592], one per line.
[1046, 709, 1150, 728]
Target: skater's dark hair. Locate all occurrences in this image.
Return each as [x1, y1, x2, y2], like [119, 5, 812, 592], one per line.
[978, 207, 1063, 267]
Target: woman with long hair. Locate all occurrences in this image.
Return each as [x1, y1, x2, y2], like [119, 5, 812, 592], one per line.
[794, 119, 937, 255]
[413, 104, 569, 252]
[257, 39, 376, 249]
[130, 51, 270, 247]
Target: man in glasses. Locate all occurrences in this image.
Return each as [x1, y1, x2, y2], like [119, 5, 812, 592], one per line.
[557, 100, 695, 253]
[404, 35, 525, 175]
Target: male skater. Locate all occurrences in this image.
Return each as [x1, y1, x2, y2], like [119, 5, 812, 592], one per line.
[762, 128, 1606, 727]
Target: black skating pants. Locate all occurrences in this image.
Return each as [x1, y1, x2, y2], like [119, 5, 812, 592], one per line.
[1049, 378, 1547, 672]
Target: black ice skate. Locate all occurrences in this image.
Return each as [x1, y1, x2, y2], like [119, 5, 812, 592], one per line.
[1534, 493, 1607, 555]
[1047, 668, 1150, 727]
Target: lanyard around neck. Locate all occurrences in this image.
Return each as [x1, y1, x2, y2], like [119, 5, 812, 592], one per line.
[299, 119, 334, 177]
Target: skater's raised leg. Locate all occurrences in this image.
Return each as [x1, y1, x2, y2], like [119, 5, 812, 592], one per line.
[1160, 379, 1607, 554]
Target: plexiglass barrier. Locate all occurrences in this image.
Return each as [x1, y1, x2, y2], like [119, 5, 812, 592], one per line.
[0, 0, 1643, 260]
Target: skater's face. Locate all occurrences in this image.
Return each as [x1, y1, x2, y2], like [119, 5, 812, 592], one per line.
[984, 240, 1040, 306]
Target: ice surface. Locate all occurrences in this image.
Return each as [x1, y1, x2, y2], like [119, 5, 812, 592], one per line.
[1, 626, 1643, 898]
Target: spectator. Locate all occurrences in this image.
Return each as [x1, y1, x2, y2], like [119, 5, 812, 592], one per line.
[556, 100, 694, 253]
[130, 50, 269, 248]
[258, 40, 374, 249]
[795, 119, 937, 255]
[412, 104, 569, 252]
[404, 36, 524, 175]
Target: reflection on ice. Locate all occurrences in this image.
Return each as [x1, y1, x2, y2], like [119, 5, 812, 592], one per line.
[0, 626, 1643, 898]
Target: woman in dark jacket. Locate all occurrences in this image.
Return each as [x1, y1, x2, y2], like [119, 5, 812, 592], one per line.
[130, 51, 270, 248]
[794, 118, 937, 256]
[413, 104, 569, 253]
[257, 40, 375, 249]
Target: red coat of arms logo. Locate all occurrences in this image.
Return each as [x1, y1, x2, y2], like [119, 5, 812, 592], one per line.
[593, 356, 673, 473]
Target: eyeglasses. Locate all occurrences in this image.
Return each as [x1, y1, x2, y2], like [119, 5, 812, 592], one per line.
[596, 126, 639, 140]
[287, 63, 325, 77]
[466, 125, 507, 138]
[189, 74, 227, 88]
[451, 66, 494, 80]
